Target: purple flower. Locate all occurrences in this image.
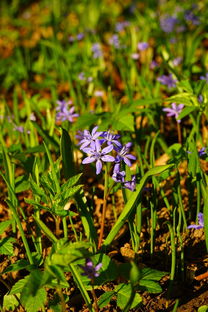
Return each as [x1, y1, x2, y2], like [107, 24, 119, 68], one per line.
[137, 42, 149, 51]
[198, 95, 203, 103]
[150, 60, 158, 69]
[30, 112, 36, 121]
[91, 43, 103, 59]
[82, 140, 115, 174]
[112, 164, 126, 183]
[172, 57, 182, 66]
[188, 212, 204, 229]
[198, 147, 207, 157]
[14, 125, 24, 133]
[131, 53, 140, 60]
[80, 258, 102, 280]
[184, 10, 200, 25]
[100, 131, 122, 148]
[160, 16, 178, 33]
[200, 73, 208, 83]
[157, 74, 177, 88]
[77, 126, 103, 150]
[56, 100, 78, 123]
[56, 106, 79, 123]
[115, 21, 129, 32]
[163, 103, 184, 123]
[124, 175, 136, 191]
[109, 34, 120, 49]
[78, 72, 85, 81]
[94, 90, 104, 97]
[115, 142, 136, 167]
[76, 33, 84, 40]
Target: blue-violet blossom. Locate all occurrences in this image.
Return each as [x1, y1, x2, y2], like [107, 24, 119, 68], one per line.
[188, 212, 204, 229]
[80, 258, 102, 280]
[82, 140, 115, 174]
[163, 103, 184, 123]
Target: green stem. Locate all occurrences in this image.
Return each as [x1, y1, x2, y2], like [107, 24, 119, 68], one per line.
[6, 200, 34, 265]
[69, 264, 95, 312]
[98, 164, 109, 249]
[167, 222, 176, 297]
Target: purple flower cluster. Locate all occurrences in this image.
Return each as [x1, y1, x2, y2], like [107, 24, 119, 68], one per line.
[91, 43, 103, 59]
[78, 72, 93, 83]
[56, 100, 79, 123]
[77, 127, 136, 191]
[160, 15, 178, 33]
[115, 21, 129, 32]
[137, 42, 149, 51]
[109, 34, 121, 49]
[68, 33, 84, 42]
[80, 258, 102, 280]
[163, 103, 184, 123]
[188, 212, 204, 229]
[157, 74, 177, 89]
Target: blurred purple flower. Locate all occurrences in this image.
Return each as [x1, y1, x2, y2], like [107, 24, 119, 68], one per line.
[77, 126, 103, 150]
[56, 100, 78, 123]
[82, 140, 115, 174]
[198, 95, 203, 103]
[198, 147, 207, 157]
[124, 175, 136, 191]
[160, 15, 178, 33]
[188, 212, 204, 229]
[80, 258, 102, 280]
[200, 73, 208, 83]
[184, 10, 200, 25]
[137, 42, 149, 51]
[14, 125, 24, 133]
[76, 33, 84, 40]
[131, 53, 140, 60]
[150, 60, 158, 69]
[78, 72, 85, 81]
[109, 34, 120, 49]
[115, 21, 129, 32]
[172, 57, 182, 66]
[56, 106, 79, 123]
[157, 74, 177, 88]
[29, 112, 36, 121]
[91, 43, 103, 59]
[94, 90, 104, 97]
[115, 142, 136, 167]
[163, 103, 184, 123]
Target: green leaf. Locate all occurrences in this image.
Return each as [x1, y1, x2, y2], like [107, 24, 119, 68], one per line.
[10, 276, 29, 295]
[198, 305, 208, 312]
[140, 267, 166, 281]
[116, 284, 142, 309]
[0, 220, 11, 235]
[61, 173, 82, 192]
[0, 237, 16, 256]
[50, 241, 91, 266]
[138, 279, 162, 293]
[21, 288, 47, 312]
[20, 270, 47, 312]
[112, 114, 134, 131]
[72, 113, 99, 130]
[3, 293, 19, 311]
[60, 128, 75, 179]
[103, 165, 173, 247]
[98, 291, 115, 308]
[177, 106, 196, 120]
[3, 259, 30, 274]
[32, 122, 59, 150]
